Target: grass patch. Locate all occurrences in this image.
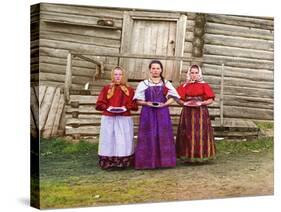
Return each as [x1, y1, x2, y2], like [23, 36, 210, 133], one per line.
[216, 137, 273, 154]
[255, 121, 274, 130]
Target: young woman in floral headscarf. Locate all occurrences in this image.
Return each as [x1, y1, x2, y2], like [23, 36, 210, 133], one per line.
[176, 64, 216, 163]
[96, 66, 138, 169]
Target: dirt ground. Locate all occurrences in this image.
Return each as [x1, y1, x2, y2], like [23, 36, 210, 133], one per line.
[39, 138, 273, 208]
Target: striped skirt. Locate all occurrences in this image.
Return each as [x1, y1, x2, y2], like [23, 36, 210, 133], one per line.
[176, 106, 216, 162]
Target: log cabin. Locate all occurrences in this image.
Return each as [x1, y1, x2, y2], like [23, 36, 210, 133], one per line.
[30, 3, 274, 140]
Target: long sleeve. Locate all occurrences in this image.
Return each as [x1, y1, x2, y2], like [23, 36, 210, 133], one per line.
[126, 88, 138, 111]
[95, 86, 109, 111]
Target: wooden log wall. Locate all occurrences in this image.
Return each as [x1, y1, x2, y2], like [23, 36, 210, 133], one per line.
[38, 3, 123, 88]
[201, 14, 274, 121]
[31, 4, 40, 86]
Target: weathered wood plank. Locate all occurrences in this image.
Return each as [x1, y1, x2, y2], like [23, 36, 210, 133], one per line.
[205, 22, 273, 40]
[39, 86, 56, 131]
[40, 47, 118, 64]
[207, 14, 274, 30]
[222, 85, 273, 98]
[40, 11, 123, 28]
[39, 59, 115, 77]
[40, 22, 122, 40]
[38, 85, 47, 107]
[203, 54, 273, 70]
[40, 62, 96, 77]
[204, 34, 274, 51]
[223, 95, 273, 110]
[30, 86, 39, 129]
[204, 44, 273, 61]
[42, 87, 61, 138]
[223, 105, 273, 120]
[40, 39, 119, 55]
[40, 3, 124, 19]
[203, 75, 273, 89]
[40, 30, 121, 48]
[51, 93, 65, 136]
[40, 72, 92, 85]
[201, 64, 273, 81]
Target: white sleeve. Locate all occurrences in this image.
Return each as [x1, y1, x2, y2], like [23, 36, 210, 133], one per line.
[165, 80, 180, 99]
[133, 81, 147, 101]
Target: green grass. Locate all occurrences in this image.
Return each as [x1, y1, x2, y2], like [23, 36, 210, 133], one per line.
[38, 137, 273, 209]
[255, 121, 274, 130]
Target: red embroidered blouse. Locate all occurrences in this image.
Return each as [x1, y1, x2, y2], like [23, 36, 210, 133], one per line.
[177, 82, 215, 101]
[96, 84, 138, 116]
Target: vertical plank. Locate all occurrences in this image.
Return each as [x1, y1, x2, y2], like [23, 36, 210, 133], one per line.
[51, 93, 65, 136]
[220, 63, 224, 126]
[64, 52, 72, 103]
[39, 85, 47, 107]
[42, 87, 61, 138]
[120, 11, 134, 72]
[39, 86, 56, 131]
[174, 14, 187, 82]
[30, 86, 39, 129]
[58, 106, 66, 136]
[166, 21, 177, 80]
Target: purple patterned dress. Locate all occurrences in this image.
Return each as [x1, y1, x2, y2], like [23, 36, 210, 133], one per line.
[135, 85, 176, 169]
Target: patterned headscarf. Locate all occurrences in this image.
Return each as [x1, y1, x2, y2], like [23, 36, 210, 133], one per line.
[184, 64, 204, 86]
[107, 66, 130, 99]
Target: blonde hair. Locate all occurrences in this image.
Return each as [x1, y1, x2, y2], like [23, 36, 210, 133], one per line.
[111, 66, 128, 86]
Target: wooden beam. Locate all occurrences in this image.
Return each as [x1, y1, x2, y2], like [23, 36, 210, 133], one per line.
[64, 52, 72, 103]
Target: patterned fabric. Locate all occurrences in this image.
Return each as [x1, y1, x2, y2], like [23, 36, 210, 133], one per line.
[107, 83, 130, 99]
[135, 85, 176, 169]
[176, 106, 216, 162]
[98, 155, 135, 169]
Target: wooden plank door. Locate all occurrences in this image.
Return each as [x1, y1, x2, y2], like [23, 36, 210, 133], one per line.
[120, 12, 186, 82]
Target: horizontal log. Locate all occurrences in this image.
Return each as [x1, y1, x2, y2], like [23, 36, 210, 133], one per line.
[205, 22, 273, 40]
[207, 14, 273, 30]
[184, 42, 193, 53]
[39, 47, 118, 65]
[40, 3, 124, 19]
[40, 62, 96, 77]
[203, 75, 273, 89]
[204, 33, 274, 51]
[40, 11, 123, 28]
[201, 64, 273, 81]
[222, 85, 273, 99]
[185, 20, 195, 32]
[40, 39, 119, 55]
[185, 32, 194, 42]
[203, 54, 273, 70]
[40, 30, 121, 48]
[40, 72, 92, 85]
[223, 105, 273, 120]
[204, 44, 273, 61]
[213, 131, 259, 138]
[223, 95, 273, 110]
[40, 21, 122, 40]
